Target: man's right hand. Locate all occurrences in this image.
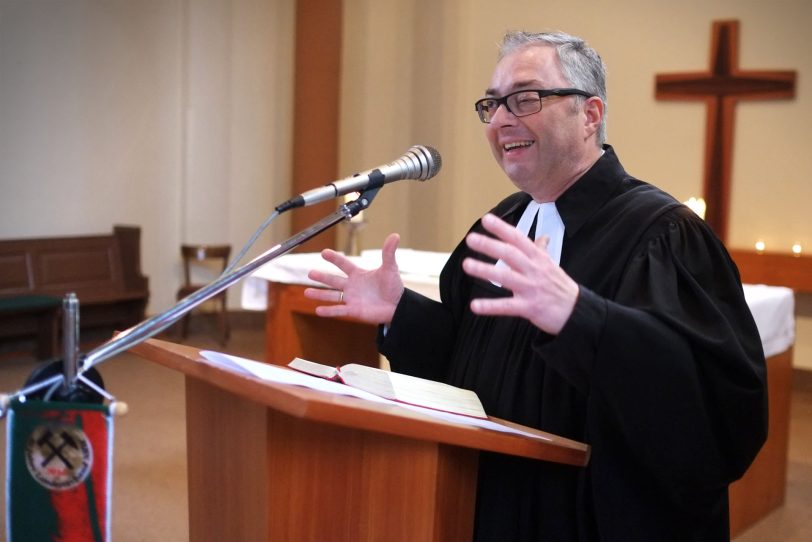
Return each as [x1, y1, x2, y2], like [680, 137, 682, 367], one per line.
[304, 233, 405, 326]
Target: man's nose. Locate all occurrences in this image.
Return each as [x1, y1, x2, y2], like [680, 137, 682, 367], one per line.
[489, 102, 517, 124]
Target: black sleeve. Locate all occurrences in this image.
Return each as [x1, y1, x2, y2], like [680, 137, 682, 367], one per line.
[377, 287, 455, 381]
[537, 215, 767, 490]
[377, 212, 488, 382]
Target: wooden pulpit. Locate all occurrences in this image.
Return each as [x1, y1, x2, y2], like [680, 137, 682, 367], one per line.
[130, 338, 589, 542]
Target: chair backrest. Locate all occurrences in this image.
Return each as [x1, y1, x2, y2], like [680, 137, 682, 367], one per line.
[180, 244, 231, 287]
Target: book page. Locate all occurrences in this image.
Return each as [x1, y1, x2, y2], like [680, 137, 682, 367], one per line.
[201, 351, 551, 441]
[202, 351, 389, 403]
[336, 364, 396, 398]
[339, 364, 487, 419]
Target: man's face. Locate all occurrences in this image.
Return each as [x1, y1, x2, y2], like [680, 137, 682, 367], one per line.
[484, 45, 591, 200]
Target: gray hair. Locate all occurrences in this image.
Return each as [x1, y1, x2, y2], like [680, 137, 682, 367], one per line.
[499, 31, 608, 145]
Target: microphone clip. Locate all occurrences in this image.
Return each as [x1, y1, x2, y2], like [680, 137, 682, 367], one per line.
[342, 186, 381, 219]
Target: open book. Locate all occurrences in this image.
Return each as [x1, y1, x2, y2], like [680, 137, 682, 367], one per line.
[288, 358, 488, 419]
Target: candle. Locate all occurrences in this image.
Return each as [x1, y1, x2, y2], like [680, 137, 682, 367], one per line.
[754, 240, 766, 253]
[683, 197, 706, 220]
[792, 243, 802, 256]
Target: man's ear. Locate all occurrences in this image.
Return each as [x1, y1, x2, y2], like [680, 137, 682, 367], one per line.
[583, 96, 604, 138]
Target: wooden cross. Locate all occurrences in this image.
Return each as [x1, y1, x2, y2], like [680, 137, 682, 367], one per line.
[655, 20, 796, 242]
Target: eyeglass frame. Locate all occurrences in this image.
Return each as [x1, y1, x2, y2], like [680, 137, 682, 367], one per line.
[474, 88, 595, 124]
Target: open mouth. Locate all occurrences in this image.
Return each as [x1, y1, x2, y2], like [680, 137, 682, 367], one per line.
[503, 141, 534, 152]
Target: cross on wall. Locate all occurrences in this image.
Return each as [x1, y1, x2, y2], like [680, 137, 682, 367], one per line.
[655, 20, 796, 243]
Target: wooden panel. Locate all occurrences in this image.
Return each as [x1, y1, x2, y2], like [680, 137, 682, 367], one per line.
[427, 444, 479, 541]
[729, 249, 812, 293]
[176, 352, 484, 541]
[265, 282, 379, 366]
[40, 246, 118, 288]
[291, 0, 343, 253]
[0, 227, 148, 348]
[0, 232, 138, 297]
[114, 225, 148, 292]
[729, 348, 793, 537]
[186, 378, 269, 542]
[0, 253, 32, 290]
[265, 412, 477, 541]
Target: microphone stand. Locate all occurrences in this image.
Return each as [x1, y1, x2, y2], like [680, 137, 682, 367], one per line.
[84, 190, 377, 370]
[3, 189, 378, 408]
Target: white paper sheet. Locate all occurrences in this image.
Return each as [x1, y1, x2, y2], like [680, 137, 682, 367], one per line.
[200, 350, 552, 442]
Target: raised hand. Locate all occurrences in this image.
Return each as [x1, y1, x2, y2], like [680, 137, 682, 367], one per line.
[461, 213, 579, 334]
[304, 233, 405, 326]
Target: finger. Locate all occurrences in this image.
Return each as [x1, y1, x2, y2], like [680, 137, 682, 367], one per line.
[535, 234, 550, 250]
[381, 233, 401, 269]
[469, 295, 521, 317]
[320, 248, 359, 276]
[466, 231, 511, 261]
[467, 214, 539, 266]
[306, 270, 347, 290]
[481, 213, 535, 249]
[314, 304, 350, 318]
[304, 287, 344, 303]
[461, 256, 514, 289]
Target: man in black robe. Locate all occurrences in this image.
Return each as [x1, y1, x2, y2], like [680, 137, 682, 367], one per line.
[305, 30, 767, 541]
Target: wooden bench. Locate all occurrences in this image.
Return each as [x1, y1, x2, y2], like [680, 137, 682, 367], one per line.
[0, 225, 149, 359]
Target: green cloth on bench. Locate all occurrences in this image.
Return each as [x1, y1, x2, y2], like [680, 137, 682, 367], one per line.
[0, 295, 62, 313]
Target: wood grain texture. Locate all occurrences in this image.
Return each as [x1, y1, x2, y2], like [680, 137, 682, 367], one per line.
[291, 0, 343, 253]
[265, 282, 379, 366]
[729, 249, 812, 293]
[729, 349, 793, 537]
[129, 338, 590, 540]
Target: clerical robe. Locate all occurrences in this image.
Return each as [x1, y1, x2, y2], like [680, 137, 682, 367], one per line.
[378, 146, 767, 542]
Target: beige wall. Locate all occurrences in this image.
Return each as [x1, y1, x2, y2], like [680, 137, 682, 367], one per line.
[340, 0, 811, 254]
[0, 0, 809, 367]
[0, 0, 295, 315]
[338, 0, 812, 369]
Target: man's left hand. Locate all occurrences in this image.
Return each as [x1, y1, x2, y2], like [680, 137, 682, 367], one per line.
[462, 212, 580, 334]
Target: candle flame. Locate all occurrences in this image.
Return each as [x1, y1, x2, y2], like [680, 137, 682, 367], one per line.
[683, 197, 706, 220]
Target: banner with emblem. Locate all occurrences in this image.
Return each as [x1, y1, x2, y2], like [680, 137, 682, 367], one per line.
[6, 399, 112, 542]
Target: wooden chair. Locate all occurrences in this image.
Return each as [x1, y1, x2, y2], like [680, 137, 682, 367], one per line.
[176, 244, 231, 345]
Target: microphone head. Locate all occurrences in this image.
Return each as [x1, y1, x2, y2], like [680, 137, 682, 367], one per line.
[400, 145, 442, 181]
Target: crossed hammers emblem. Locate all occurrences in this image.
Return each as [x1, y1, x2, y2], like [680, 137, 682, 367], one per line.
[36, 429, 79, 470]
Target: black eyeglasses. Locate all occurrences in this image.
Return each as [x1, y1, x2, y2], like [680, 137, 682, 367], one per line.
[474, 88, 594, 123]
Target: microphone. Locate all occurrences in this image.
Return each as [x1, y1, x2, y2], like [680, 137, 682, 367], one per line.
[275, 145, 442, 213]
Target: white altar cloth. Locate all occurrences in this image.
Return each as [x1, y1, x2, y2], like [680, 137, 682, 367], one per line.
[242, 252, 795, 358]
